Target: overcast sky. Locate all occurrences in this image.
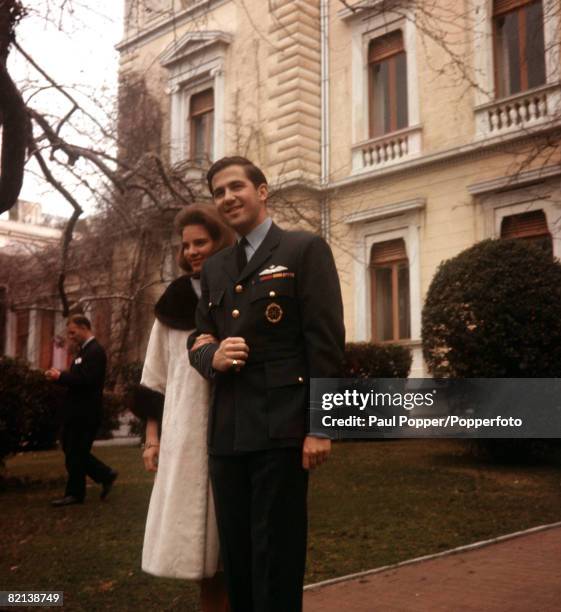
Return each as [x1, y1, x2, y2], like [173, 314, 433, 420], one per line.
[6, 1, 124, 218]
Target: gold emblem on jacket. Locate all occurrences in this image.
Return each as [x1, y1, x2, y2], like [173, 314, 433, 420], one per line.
[265, 302, 283, 324]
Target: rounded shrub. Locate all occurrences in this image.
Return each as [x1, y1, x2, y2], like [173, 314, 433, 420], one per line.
[422, 239, 561, 462]
[422, 239, 561, 378]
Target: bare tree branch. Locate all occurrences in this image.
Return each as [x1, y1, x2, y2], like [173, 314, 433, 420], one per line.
[31, 142, 83, 316]
[14, 40, 113, 139]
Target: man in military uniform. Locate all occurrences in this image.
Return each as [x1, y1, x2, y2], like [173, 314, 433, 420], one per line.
[189, 156, 345, 612]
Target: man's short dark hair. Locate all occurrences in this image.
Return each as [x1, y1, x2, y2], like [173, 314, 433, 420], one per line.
[206, 156, 268, 195]
[68, 314, 92, 329]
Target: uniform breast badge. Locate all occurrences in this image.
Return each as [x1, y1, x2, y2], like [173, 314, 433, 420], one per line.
[265, 302, 283, 324]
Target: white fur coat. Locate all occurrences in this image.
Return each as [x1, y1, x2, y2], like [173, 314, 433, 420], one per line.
[140, 320, 220, 579]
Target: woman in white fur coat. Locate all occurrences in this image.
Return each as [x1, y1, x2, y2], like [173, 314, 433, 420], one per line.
[135, 204, 233, 612]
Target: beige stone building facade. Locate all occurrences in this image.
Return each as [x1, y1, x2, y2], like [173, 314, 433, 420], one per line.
[118, 0, 561, 375]
[0, 201, 67, 369]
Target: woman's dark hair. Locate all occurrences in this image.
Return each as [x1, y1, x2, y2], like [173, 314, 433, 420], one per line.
[206, 156, 268, 195]
[174, 203, 234, 273]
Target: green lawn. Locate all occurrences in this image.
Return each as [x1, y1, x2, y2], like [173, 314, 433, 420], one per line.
[2, 440, 561, 611]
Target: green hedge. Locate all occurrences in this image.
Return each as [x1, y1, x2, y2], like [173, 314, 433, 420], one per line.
[98, 392, 127, 440]
[343, 342, 412, 378]
[0, 358, 137, 462]
[118, 361, 144, 440]
[99, 361, 144, 438]
[0, 357, 64, 463]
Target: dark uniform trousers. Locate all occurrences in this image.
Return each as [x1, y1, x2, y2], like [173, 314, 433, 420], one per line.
[190, 222, 345, 612]
[210, 449, 308, 612]
[58, 338, 113, 501]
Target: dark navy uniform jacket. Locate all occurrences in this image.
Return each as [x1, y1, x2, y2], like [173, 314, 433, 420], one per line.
[58, 338, 106, 428]
[189, 222, 345, 454]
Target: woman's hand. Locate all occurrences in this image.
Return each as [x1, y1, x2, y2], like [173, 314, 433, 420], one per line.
[143, 443, 160, 472]
[191, 333, 218, 351]
[144, 419, 160, 472]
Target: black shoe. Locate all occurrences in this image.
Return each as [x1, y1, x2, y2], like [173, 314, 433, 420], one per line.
[100, 471, 118, 500]
[51, 496, 83, 507]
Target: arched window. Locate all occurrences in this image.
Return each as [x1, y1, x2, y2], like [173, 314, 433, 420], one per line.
[493, 0, 545, 98]
[370, 239, 410, 342]
[368, 31, 408, 137]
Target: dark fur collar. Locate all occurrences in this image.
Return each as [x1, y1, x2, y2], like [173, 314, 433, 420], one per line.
[154, 276, 198, 331]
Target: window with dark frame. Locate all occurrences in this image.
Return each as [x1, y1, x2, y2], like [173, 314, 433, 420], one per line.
[189, 88, 214, 163]
[15, 310, 29, 360]
[39, 310, 55, 370]
[500, 209, 552, 255]
[370, 239, 411, 343]
[0, 287, 6, 355]
[493, 0, 546, 99]
[368, 30, 408, 137]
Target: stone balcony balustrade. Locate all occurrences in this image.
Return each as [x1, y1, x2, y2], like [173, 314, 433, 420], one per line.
[351, 125, 423, 173]
[475, 83, 561, 138]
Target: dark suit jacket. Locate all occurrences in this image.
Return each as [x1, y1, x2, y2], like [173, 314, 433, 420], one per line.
[190, 222, 345, 454]
[58, 338, 107, 429]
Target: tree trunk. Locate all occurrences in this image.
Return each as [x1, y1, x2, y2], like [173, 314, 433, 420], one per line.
[0, 1, 28, 213]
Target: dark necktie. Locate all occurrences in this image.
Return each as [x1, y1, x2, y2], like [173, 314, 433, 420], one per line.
[236, 237, 248, 274]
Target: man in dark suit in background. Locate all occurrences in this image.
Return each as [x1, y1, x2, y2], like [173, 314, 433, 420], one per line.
[46, 314, 117, 506]
[189, 157, 345, 612]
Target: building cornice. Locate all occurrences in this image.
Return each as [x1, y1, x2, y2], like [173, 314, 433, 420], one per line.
[117, 0, 231, 54]
[330, 122, 561, 191]
[0, 220, 62, 242]
[337, 0, 400, 21]
[468, 164, 561, 195]
[159, 31, 232, 67]
[270, 177, 324, 196]
[344, 197, 426, 224]
[269, 127, 561, 200]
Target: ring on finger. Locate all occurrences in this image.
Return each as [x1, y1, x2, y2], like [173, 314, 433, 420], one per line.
[232, 359, 238, 367]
